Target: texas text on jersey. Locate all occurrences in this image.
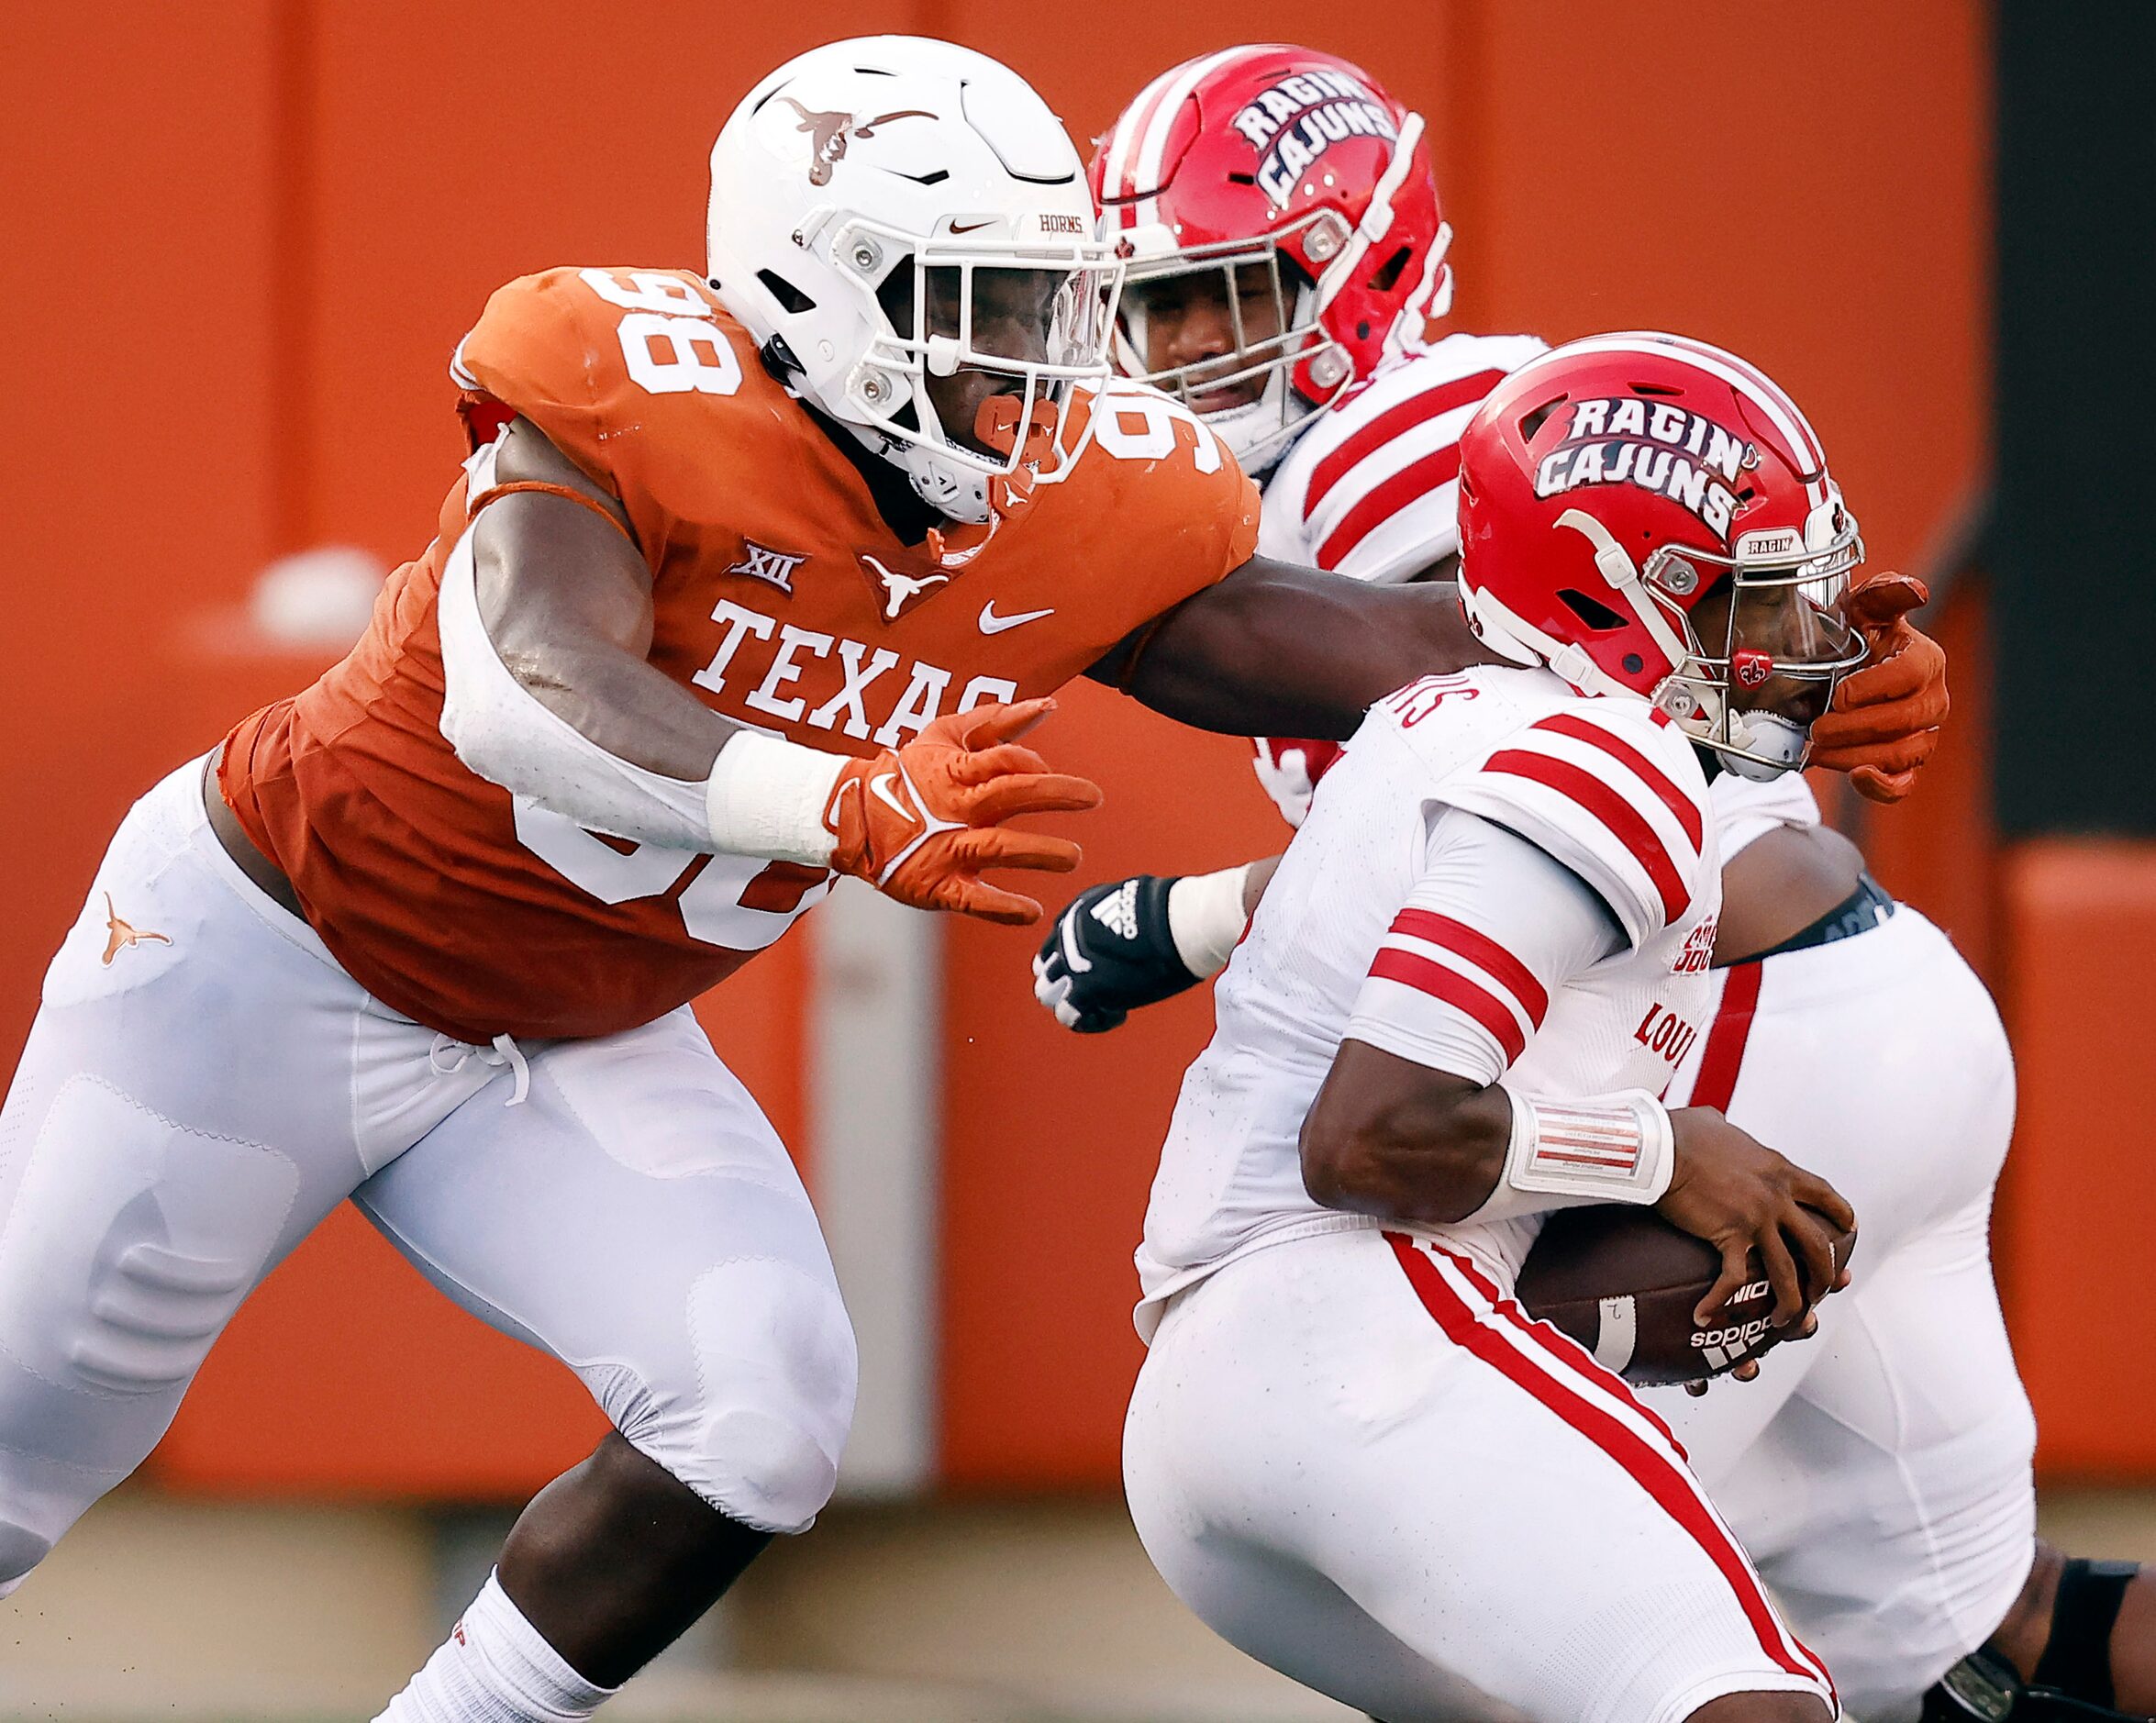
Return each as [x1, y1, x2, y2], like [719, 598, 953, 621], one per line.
[219, 266, 1257, 1043]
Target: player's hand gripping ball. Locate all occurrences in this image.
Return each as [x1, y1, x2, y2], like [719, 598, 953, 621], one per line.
[1516, 1205, 1857, 1387]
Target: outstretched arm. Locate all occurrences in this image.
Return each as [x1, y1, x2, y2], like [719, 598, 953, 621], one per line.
[446, 418, 1099, 923]
[1089, 556, 1496, 740]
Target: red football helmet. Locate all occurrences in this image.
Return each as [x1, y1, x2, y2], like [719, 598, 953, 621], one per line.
[1457, 332, 1869, 780]
[1089, 45, 1450, 472]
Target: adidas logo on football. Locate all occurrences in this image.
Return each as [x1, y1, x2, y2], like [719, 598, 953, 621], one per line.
[1091, 881, 1140, 941]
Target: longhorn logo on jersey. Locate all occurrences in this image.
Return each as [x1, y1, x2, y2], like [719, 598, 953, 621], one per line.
[1227, 69, 1399, 206]
[1531, 397, 1758, 538]
[772, 98, 935, 186]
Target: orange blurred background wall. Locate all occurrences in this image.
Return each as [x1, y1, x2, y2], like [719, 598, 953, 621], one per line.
[2, 0, 2050, 1501]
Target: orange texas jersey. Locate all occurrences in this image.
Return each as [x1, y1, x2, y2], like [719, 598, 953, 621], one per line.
[220, 266, 1260, 1046]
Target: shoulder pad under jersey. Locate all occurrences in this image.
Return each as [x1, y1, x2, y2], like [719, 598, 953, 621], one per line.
[1063, 380, 1261, 607]
[1372, 672, 1712, 948]
[450, 266, 801, 548]
[1259, 332, 1550, 582]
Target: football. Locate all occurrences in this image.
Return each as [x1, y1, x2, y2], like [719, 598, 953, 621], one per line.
[1514, 1206, 1858, 1385]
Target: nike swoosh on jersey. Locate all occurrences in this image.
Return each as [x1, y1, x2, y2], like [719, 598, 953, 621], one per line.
[869, 772, 919, 824]
[979, 601, 1056, 634]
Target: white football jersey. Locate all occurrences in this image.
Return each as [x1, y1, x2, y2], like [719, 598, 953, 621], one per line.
[1139, 665, 1722, 1335]
[1250, 328, 1828, 855]
[1258, 330, 1550, 581]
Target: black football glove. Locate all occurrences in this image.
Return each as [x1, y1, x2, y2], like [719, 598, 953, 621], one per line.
[1033, 875, 1206, 1034]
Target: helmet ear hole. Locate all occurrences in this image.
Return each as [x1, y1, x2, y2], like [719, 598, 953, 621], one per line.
[1517, 396, 1564, 441]
[1366, 244, 1412, 292]
[757, 270, 817, 315]
[1557, 587, 1628, 632]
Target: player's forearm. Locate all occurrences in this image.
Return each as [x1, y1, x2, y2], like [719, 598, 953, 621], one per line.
[442, 539, 844, 861]
[448, 631, 846, 862]
[1300, 1068, 1513, 1224]
[1117, 562, 1496, 740]
[495, 636, 746, 784]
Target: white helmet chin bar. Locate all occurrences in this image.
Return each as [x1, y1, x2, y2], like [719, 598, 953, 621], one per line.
[1464, 506, 1868, 780]
[811, 213, 1123, 525]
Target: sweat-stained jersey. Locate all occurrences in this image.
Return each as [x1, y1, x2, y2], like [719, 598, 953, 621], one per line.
[1137, 664, 1720, 1335]
[220, 266, 1259, 1044]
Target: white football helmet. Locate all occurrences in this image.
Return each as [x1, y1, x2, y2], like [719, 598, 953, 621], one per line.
[708, 37, 1122, 525]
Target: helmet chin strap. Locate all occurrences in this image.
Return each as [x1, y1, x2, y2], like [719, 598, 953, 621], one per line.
[1720, 712, 1806, 781]
[1314, 111, 1425, 318]
[1207, 363, 1297, 477]
[1552, 509, 1698, 676]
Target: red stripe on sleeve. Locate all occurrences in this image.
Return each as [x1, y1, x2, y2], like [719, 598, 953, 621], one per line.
[1390, 908, 1550, 1026]
[1317, 444, 1462, 571]
[1384, 1234, 1833, 1695]
[1530, 713, 1705, 850]
[1481, 749, 1690, 926]
[1306, 369, 1506, 510]
[1367, 948, 1528, 1065]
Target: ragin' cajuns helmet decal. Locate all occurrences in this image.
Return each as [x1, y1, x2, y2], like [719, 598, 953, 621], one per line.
[1455, 332, 1865, 777]
[1088, 45, 1450, 471]
[1531, 395, 1760, 538]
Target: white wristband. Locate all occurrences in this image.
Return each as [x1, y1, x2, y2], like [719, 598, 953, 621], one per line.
[1463, 1085, 1675, 1222]
[703, 731, 848, 867]
[1167, 863, 1254, 978]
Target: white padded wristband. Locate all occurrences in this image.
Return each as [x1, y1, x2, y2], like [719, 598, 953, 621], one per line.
[1167, 863, 1254, 979]
[703, 731, 848, 867]
[1463, 1085, 1675, 1222]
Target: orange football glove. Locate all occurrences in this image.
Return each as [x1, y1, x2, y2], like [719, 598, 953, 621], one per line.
[1807, 572, 1950, 805]
[823, 697, 1102, 926]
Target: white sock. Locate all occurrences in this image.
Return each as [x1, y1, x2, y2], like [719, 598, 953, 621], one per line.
[374, 1570, 617, 1723]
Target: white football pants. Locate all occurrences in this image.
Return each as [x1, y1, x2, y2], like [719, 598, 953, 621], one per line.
[1124, 1225, 1838, 1723]
[1651, 906, 2036, 1722]
[0, 760, 857, 1595]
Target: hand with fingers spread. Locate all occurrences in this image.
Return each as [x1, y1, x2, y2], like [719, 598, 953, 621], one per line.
[1655, 1106, 1857, 1338]
[1808, 571, 1949, 804]
[824, 697, 1102, 925]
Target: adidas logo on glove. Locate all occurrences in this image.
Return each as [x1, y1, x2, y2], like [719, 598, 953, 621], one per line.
[1090, 880, 1141, 941]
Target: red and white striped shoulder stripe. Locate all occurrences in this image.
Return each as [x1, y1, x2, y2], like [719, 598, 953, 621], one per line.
[1366, 906, 1551, 1070]
[1477, 709, 1709, 926]
[1288, 337, 1543, 574]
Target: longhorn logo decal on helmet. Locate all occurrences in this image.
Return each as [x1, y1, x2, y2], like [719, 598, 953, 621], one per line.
[774, 97, 936, 185]
[1531, 398, 1759, 538]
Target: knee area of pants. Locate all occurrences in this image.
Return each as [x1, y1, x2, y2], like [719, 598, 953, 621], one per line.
[633, 1257, 858, 1535]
